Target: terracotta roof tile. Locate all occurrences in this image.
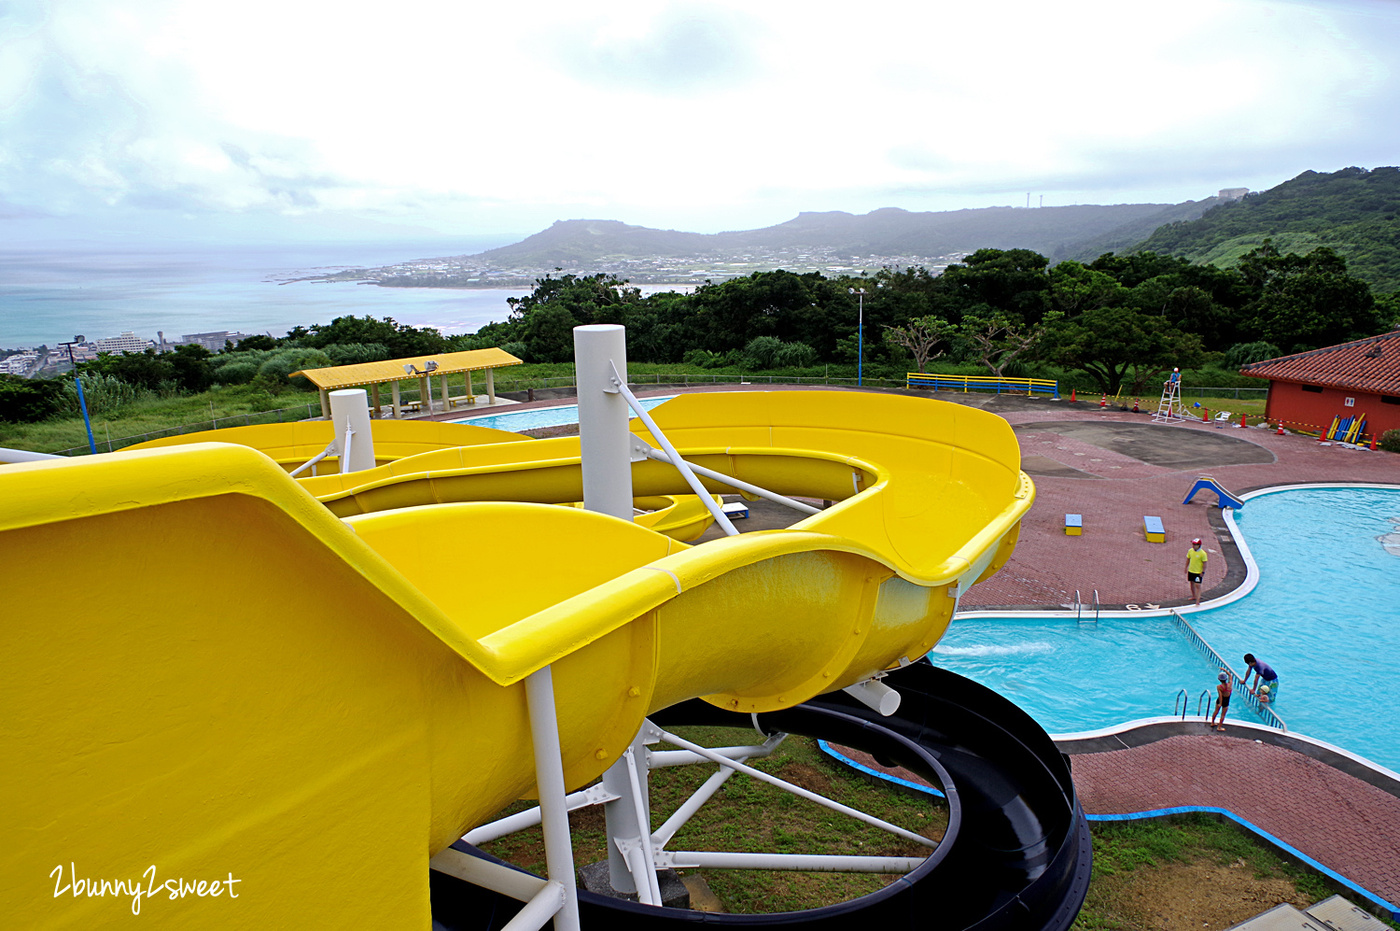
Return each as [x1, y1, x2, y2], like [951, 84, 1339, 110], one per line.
[1240, 330, 1400, 395]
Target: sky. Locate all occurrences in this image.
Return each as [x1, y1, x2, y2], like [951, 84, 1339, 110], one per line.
[1, 0, 1398, 250]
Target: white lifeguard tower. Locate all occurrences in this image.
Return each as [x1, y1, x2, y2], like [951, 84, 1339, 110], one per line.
[1152, 367, 1185, 424]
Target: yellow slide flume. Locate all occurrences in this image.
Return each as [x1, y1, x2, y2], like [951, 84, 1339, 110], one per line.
[0, 390, 1031, 928]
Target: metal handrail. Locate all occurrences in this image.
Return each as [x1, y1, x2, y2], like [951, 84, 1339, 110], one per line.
[1174, 689, 1188, 719]
[1197, 690, 1211, 717]
[1074, 590, 1082, 621]
[1092, 590, 1101, 623]
[1169, 610, 1287, 731]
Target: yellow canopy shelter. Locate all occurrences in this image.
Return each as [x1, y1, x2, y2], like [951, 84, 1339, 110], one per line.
[291, 347, 523, 419]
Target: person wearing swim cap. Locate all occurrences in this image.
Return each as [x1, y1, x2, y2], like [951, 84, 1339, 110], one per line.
[1185, 537, 1209, 606]
[1243, 653, 1279, 703]
[1209, 670, 1232, 731]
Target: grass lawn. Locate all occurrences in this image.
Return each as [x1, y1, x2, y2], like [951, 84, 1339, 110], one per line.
[477, 730, 1370, 927]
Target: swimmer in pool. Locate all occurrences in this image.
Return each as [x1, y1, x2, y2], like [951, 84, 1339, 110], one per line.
[1209, 671, 1232, 731]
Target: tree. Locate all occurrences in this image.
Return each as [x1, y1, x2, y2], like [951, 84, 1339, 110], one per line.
[0, 374, 66, 423]
[959, 307, 1062, 377]
[883, 316, 954, 373]
[1041, 305, 1203, 394]
[1236, 244, 1381, 352]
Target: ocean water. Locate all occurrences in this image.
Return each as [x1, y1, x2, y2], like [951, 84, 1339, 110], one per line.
[0, 241, 528, 350]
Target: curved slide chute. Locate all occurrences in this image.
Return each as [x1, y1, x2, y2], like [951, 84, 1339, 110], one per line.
[1, 391, 1044, 928]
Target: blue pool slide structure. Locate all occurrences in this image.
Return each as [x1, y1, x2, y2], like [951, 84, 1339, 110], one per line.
[1184, 476, 1244, 510]
[430, 660, 1093, 930]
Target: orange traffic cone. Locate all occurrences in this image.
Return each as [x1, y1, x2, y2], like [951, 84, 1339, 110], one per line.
[1069, 388, 1076, 403]
[1099, 394, 1107, 408]
[1276, 424, 1285, 435]
[1240, 413, 1247, 428]
[1371, 434, 1378, 451]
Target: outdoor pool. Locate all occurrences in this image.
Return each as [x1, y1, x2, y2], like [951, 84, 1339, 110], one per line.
[932, 485, 1400, 773]
[450, 395, 676, 432]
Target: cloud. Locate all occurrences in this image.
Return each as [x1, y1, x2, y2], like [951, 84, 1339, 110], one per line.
[545, 4, 763, 94]
[0, 0, 1397, 242]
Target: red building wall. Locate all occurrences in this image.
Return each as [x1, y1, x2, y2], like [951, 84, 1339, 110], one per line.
[1264, 381, 1400, 438]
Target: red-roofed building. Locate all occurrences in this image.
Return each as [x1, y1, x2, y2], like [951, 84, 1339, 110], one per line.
[1240, 330, 1400, 440]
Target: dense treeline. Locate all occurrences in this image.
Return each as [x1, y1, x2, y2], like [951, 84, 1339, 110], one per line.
[1137, 166, 1400, 294]
[460, 243, 1396, 394]
[4, 242, 1396, 425]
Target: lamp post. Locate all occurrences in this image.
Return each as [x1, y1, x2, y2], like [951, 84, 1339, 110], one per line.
[848, 288, 866, 386]
[60, 336, 97, 454]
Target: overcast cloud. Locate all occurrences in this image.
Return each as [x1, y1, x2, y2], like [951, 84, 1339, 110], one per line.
[0, 0, 1396, 245]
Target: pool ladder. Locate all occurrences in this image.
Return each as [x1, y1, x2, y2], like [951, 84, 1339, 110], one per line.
[1074, 590, 1100, 625]
[1174, 688, 1212, 721]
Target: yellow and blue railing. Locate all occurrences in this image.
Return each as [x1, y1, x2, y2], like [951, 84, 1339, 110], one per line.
[906, 372, 1059, 398]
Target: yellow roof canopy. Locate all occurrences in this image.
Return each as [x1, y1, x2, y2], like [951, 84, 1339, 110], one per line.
[290, 347, 523, 390]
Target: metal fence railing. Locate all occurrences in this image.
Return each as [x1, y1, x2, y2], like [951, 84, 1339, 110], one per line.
[906, 372, 1059, 397]
[1170, 610, 1287, 730]
[1177, 386, 1269, 400]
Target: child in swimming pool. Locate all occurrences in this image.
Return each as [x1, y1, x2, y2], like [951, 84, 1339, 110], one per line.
[1209, 671, 1232, 731]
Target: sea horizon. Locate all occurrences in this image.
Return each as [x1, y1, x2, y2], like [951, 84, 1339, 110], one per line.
[0, 238, 529, 351]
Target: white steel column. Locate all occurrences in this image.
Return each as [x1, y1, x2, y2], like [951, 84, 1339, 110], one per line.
[391, 381, 402, 419]
[574, 325, 633, 521]
[574, 324, 656, 898]
[524, 667, 581, 931]
[328, 389, 376, 472]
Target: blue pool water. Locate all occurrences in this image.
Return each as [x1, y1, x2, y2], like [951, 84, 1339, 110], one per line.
[451, 396, 675, 432]
[933, 486, 1400, 772]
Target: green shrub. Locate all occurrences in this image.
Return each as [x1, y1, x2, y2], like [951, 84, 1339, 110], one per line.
[0, 374, 66, 423]
[254, 348, 335, 391]
[1379, 429, 1400, 453]
[1225, 341, 1282, 368]
[63, 373, 148, 416]
[325, 342, 390, 365]
[214, 361, 258, 385]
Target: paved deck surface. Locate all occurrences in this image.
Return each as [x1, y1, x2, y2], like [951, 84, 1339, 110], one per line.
[1069, 733, 1400, 906]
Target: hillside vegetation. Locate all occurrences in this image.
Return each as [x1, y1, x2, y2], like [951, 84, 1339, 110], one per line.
[1135, 166, 1400, 293]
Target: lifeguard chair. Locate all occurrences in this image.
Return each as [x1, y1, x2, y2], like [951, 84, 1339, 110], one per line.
[1152, 367, 1184, 424]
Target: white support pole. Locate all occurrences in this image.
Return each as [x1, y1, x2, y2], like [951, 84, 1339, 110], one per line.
[329, 389, 376, 472]
[651, 760, 743, 848]
[657, 851, 924, 874]
[485, 367, 496, 404]
[649, 733, 785, 769]
[392, 381, 402, 419]
[574, 325, 633, 521]
[318, 388, 331, 419]
[842, 678, 902, 717]
[656, 728, 936, 848]
[467, 369, 475, 403]
[464, 784, 618, 846]
[439, 373, 450, 411]
[632, 441, 822, 516]
[574, 324, 659, 899]
[611, 369, 738, 536]
[523, 667, 581, 931]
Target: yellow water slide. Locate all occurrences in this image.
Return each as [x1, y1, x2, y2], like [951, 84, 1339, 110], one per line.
[1, 390, 1031, 928]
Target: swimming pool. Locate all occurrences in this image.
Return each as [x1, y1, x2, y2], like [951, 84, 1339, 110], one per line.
[450, 395, 675, 432]
[932, 485, 1400, 773]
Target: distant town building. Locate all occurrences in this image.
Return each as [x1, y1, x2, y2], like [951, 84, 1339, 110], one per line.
[94, 332, 154, 355]
[1218, 188, 1249, 200]
[175, 331, 257, 352]
[0, 352, 39, 376]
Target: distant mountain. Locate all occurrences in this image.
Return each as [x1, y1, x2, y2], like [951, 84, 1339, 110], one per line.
[467, 202, 1215, 268]
[1056, 197, 1232, 262]
[1131, 166, 1400, 294]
